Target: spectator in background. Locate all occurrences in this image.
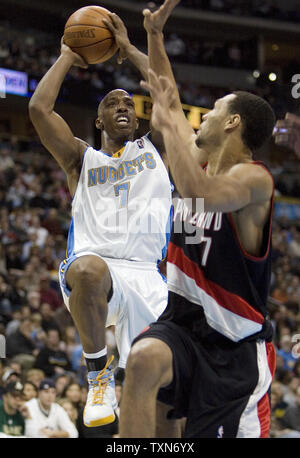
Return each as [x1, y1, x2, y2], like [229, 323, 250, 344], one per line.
[277, 386, 300, 437]
[288, 231, 300, 258]
[58, 398, 78, 425]
[39, 273, 62, 311]
[0, 381, 27, 437]
[25, 378, 78, 438]
[40, 302, 60, 332]
[1, 368, 22, 394]
[34, 328, 72, 378]
[282, 376, 300, 408]
[62, 382, 82, 415]
[27, 215, 49, 248]
[55, 373, 74, 401]
[165, 33, 186, 59]
[5, 307, 23, 337]
[25, 368, 45, 389]
[270, 380, 289, 438]
[277, 335, 298, 371]
[61, 325, 79, 361]
[4, 244, 24, 272]
[23, 381, 38, 402]
[30, 312, 47, 350]
[42, 208, 63, 237]
[27, 290, 41, 312]
[6, 318, 37, 367]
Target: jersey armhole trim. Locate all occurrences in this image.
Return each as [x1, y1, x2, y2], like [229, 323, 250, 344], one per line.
[71, 145, 89, 204]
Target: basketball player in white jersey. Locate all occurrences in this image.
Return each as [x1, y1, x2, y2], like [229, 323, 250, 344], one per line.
[28, 16, 172, 428]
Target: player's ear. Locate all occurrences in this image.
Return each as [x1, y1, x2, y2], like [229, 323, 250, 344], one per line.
[95, 117, 104, 131]
[135, 117, 139, 131]
[224, 114, 241, 133]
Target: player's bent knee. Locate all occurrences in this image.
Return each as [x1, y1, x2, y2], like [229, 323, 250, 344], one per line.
[66, 255, 110, 291]
[127, 338, 173, 389]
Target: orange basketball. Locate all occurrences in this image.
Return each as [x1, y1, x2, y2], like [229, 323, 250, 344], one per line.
[63, 6, 118, 65]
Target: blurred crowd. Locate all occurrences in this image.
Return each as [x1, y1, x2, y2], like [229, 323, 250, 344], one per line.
[0, 135, 121, 437]
[0, 21, 298, 120]
[145, 0, 300, 22]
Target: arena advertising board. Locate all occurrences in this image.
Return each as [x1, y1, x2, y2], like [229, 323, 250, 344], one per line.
[0, 67, 28, 97]
[133, 93, 209, 129]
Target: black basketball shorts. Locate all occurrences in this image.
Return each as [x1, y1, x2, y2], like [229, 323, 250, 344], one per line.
[132, 320, 276, 438]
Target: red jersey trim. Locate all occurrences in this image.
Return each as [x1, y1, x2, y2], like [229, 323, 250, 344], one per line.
[168, 242, 265, 325]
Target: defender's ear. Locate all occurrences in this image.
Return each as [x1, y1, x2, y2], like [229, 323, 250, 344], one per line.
[224, 114, 241, 133]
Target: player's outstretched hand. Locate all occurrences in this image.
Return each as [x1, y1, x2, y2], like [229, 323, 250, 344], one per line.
[141, 69, 176, 131]
[143, 0, 180, 34]
[60, 37, 88, 69]
[273, 112, 300, 159]
[103, 13, 130, 65]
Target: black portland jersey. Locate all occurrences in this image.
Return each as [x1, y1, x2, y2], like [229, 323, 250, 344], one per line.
[164, 161, 274, 342]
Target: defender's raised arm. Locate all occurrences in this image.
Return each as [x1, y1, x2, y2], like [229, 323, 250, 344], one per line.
[143, 0, 207, 163]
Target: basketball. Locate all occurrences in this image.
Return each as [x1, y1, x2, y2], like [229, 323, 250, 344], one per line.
[63, 6, 118, 65]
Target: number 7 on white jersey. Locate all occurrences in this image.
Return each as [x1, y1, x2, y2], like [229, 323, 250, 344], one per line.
[114, 181, 131, 208]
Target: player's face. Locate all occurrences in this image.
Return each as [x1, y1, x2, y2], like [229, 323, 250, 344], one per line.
[97, 90, 138, 138]
[195, 94, 236, 148]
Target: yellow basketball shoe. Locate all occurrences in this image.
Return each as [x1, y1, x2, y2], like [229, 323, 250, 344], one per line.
[83, 355, 117, 427]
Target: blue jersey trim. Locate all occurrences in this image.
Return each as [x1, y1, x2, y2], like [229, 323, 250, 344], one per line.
[66, 218, 75, 259]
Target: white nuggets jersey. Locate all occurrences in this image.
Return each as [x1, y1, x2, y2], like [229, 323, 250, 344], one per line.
[67, 135, 172, 263]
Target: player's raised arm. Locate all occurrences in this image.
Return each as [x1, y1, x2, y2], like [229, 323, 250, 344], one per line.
[141, 70, 273, 213]
[28, 40, 89, 190]
[103, 13, 149, 82]
[143, 0, 207, 162]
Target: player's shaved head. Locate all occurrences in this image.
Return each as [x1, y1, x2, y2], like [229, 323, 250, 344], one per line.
[98, 89, 132, 116]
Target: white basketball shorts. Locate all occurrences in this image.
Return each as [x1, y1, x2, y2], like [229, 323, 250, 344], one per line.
[59, 251, 168, 368]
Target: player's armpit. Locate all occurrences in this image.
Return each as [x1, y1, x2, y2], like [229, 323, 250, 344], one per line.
[200, 163, 273, 213]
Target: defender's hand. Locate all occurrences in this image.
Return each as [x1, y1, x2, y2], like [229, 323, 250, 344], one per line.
[103, 13, 130, 65]
[143, 0, 180, 34]
[60, 37, 88, 69]
[141, 69, 175, 131]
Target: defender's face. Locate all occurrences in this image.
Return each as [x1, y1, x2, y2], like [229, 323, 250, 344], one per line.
[97, 90, 138, 138]
[196, 94, 236, 148]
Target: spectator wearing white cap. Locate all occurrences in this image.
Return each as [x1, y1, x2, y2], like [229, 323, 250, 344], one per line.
[25, 378, 78, 438]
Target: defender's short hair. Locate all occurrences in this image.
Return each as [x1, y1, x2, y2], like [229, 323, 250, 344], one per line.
[228, 91, 276, 151]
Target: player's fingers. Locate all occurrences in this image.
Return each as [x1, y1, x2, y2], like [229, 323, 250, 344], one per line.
[140, 79, 152, 93]
[102, 18, 115, 32]
[147, 69, 162, 91]
[117, 50, 127, 65]
[143, 8, 152, 18]
[110, 12, 124, 26]
[159, 75, 172, 92]
[140, 80, 158, 98]
[162, 0, 180, 15]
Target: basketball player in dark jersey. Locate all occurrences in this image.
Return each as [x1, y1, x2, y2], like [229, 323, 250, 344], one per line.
[119, 0, 277, 438]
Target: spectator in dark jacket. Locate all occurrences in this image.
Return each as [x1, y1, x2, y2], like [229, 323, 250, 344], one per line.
[6, 318, 36, 358]
[34, 328, 72, 377]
